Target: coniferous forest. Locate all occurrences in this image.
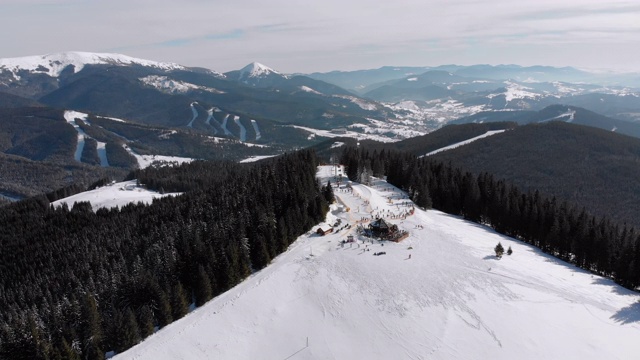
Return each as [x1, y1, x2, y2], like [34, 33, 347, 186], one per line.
[0, 150, 329, 359]
[340, 147, 640, 290]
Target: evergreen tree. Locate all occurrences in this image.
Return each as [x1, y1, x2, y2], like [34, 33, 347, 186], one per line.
[495, 242, 505, 257]
[507, 246, 513, 255]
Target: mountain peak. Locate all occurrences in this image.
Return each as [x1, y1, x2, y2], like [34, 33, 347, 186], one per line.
[239, 62, 280, 78]
[0, 51, 185, 78]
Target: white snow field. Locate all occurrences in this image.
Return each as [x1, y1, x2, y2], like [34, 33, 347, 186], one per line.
[51, 180, 180, 212]
[115, 166, 640, 360]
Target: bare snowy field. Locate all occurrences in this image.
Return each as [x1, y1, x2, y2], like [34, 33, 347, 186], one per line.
[51, 180, 180, 211]
[115, 166, 640, 360]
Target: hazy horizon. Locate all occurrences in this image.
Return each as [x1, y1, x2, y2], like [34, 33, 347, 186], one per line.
[2, 0, 639, 74]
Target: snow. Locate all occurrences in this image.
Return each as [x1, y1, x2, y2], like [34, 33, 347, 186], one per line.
[332, 95, 378, 111]
[330, 141, 345, 149]
[423, 130, 507, 156]
[290, 125, 399, 143]
[540, 109, 576, 123]
[489, 81, 542, 103]
[122, 144, 195, 169]
[220, 114, 233, 136]
[96, 142, 109, 167]
[51, 180, 180, 212]
[64, 110, 88, 162]
[0, 51, 185, 78]
[250, 119, 261, 140]
[300, 86, 323, 95]
[187, 102, 198, 128]
[233, 116, 247, 142]
[407, 77, 418, 81]
[238, 62, 280, 79]
[239, 155, 278, 163]
[139, 75, 224, 95]
[205, 108, 218, 135]
[114, 165, 640, 360]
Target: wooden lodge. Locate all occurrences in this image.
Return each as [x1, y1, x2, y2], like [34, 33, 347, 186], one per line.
[316, 226, 334, 236]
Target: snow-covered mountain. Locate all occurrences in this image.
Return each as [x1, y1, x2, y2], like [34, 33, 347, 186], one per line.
[115, 165, 640, 360]
[224, 62, 288, 87]
[0, 51, 185, 79]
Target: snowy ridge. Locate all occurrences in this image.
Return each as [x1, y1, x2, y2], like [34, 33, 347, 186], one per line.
[0, 52, 185, 78]
[299, 85, 323, 95]
[423, 130, 507, 156]
[488, 80, 543, 103]
[139, 75, 224, 94]
[116, 166, 640, 360]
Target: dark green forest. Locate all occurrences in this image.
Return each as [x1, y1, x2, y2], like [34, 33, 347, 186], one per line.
[0, 150, 330, 359]
[341, 146, 640, 290]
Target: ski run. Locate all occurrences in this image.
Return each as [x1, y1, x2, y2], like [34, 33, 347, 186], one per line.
[114, 165, 640, 360]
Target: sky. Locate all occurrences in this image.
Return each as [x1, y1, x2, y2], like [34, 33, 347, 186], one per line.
[2, 0, 639, 73]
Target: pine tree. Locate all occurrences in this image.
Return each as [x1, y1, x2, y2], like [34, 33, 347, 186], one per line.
[495, 242, 505, 257]
[507, 246, 513, 255]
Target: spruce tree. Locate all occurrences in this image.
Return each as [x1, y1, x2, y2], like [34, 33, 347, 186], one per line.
[507, 246, 513, 255]
[495, 242, 505, 257]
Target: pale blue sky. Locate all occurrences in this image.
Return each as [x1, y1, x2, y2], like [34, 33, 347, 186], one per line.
[2, 0, 639, 73]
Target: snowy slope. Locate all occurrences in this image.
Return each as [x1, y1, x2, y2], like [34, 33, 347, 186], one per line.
[51, 180, 180, 211]
[115, 166, 640, 360]
[0, 51, 184, 79]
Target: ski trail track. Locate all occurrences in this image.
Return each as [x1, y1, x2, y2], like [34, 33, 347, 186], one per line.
[96, 142, 109, 167]
[220, 114, 233, 136]
[64, 110, 89, 162]
[250, 119, 261, 140]
[233, 116, 247, 142]
[187, 102, 198, 128]
[205, 108, 218, 135]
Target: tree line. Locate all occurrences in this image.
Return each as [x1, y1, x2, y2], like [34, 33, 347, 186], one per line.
[341, 146, 640, 289]
[0, 149, 330, 359]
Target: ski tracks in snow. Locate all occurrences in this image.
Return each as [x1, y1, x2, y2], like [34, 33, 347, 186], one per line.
[233, 116, 247, 142]
[220, 114, 233, 136]
[65, 110, 109, 166]
[187, 102, 198, 127]
[250, 119, 261, 140]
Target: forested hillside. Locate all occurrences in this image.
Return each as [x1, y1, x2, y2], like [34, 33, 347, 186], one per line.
[0, 150, 330, 359]
[430, 122, 640, 229]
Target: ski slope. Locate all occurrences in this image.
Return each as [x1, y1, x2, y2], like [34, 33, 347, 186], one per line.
[423, 130, 506, 156]
[64, 110, 89, 162]
[187, 102, 198, 127]
[115, 166, 640, 360]
[233, 116, 247, 141]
